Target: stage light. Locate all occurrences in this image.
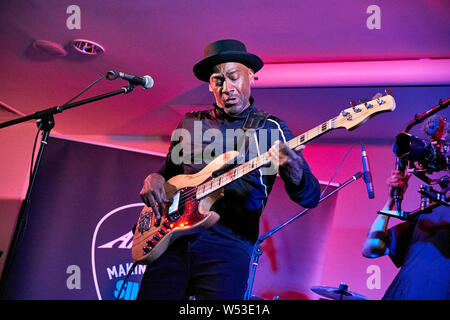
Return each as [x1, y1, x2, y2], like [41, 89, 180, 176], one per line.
[71, 39, 105, 55]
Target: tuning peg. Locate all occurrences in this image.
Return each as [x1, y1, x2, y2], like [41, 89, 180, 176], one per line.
[340, 110, 352, 120]
[385, 88, 394, 97]
[358, 97, 374, 109]
[347, 100, 359, 112]
[349, 100, 362, 112]
[353, 106, 362, 113]
[376, 98, 386, 105]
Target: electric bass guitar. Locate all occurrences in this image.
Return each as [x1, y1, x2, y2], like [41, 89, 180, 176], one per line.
[132, 92, 396, 264]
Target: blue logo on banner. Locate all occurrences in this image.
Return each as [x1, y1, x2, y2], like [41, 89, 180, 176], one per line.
[92, 203, 147, 300]
[114, 280, 140, 300]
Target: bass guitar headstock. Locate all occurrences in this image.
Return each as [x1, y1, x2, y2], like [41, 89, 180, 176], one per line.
[334, 89, 396, 131]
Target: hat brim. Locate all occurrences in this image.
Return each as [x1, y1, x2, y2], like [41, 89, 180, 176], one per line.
[193, 52, 264, 82]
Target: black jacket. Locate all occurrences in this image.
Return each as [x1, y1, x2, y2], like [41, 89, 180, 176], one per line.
[158, 99, 320, 243]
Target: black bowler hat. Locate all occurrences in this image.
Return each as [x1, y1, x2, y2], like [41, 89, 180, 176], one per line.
[193, 39, 264, 82]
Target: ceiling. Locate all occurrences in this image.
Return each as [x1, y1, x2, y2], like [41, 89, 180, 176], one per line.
[0, 0, 449, 147]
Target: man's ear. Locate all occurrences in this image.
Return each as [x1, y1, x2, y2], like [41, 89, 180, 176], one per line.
[249, 69, 255, 85]
[208, 83, 213, 92]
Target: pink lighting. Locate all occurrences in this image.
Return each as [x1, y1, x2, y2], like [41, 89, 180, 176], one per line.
[253, 59, 450, 87]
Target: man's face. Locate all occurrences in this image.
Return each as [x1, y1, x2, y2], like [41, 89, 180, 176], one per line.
[209, 62, 254, 116]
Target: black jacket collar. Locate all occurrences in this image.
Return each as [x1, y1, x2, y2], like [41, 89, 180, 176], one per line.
[213, 97, 255, 121]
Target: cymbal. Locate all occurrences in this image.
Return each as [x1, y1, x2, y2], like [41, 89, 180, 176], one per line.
[311, 283, 368, 300]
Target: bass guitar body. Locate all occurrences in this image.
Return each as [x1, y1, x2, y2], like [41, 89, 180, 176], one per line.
[131, 150, 239, 264]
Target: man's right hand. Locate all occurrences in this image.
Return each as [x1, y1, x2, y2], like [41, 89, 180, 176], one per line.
[387, 169, 412, 197]
[140, 173, 168, 222]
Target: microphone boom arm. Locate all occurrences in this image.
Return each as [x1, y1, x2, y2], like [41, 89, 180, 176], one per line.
[0, 85, 135, 129]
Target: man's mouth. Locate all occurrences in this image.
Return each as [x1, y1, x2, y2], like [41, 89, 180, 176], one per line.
[225, 97, 238, 104]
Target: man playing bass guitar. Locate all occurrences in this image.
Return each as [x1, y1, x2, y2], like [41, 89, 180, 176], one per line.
[136, 39, 321, 300]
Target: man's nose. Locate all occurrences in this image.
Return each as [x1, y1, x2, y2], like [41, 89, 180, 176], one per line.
[222, 78, 234, 93]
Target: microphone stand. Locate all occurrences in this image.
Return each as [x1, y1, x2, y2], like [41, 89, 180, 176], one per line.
[0, 83, 136, 297]
[244, 172, 363, 300]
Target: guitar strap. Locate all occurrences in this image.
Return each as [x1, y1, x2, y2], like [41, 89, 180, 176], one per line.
[242, 108, 270, 207]
[238, 108, 270, 160]
[213, 108, 270, 177]
[242, 108, 269, 131]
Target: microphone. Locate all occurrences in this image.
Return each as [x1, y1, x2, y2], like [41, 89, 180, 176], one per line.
[361, 145, 375, 199]
[106, 71, 154, 89]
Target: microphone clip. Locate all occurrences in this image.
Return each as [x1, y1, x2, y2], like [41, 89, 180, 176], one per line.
[106, 71, 119, 80]
[105, 71, 136, 93]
